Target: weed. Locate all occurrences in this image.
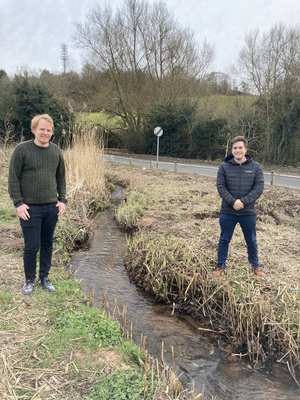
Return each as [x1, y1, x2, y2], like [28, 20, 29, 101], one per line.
[2, 323, 15, 331]
[120, 340, 145, 367]
[46, 306, 122, 354]
[134, 204, 142, 214]
[288, 220, 300, 230]
[0, 291, 13, 303]
[0, 208, 13, 221]
[90, 369, 157, 400]
[125, 234, 131, 246]
[55, 221, 81, 250]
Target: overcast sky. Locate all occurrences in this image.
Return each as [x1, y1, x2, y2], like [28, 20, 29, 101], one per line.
[1, 0, 300, 77]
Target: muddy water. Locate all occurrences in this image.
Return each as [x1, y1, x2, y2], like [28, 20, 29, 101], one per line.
[70, 187, 300, 400]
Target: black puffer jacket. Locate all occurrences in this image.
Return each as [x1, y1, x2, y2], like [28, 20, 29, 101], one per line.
[217, 155, 264, 215]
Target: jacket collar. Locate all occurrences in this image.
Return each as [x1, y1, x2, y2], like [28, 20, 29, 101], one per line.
[225, 154, 252, 165]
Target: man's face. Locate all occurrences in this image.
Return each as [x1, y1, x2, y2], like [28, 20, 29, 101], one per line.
[32, 119, 53, 147]
[232, 141, 247, 163]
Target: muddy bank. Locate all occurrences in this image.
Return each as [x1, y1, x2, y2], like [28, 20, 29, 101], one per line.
[105, 162, 300, 373]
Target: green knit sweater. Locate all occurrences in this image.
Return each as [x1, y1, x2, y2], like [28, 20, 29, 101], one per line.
[8, 140, 66, 208]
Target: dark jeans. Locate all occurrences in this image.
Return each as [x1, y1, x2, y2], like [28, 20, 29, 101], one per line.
[217, 214, 259, 269]
[20, 203, 58, 281]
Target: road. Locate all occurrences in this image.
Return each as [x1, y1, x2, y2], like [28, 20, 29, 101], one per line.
[105, 154, 300, 189]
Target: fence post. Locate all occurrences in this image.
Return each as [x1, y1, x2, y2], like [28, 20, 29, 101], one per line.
[270, 170, 275, 186]
[174, 162, 177, 172]
[150, 160, 153, 169]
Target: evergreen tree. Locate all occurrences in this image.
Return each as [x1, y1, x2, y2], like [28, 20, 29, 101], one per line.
[12, 77, 71, 143]
[0, 69, 8, 79]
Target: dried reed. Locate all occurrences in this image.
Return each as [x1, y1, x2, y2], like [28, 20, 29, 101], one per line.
[62, 124, 107, 247]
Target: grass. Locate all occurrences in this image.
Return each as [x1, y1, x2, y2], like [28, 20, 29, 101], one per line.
[0, 254, 158, 399]
[0, 248, 194, 399]
[198, 94, 258, 119]
[90, 369, 158, 400]
[75, 112, 122, 130]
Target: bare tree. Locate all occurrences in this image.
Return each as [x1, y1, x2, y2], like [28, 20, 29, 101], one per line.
[238, 23, 288, 96]
[238, 23, 300, 165]
[72, 0, 214, 144]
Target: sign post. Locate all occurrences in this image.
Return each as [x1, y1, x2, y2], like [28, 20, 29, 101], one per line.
[154, 127, 163, 164]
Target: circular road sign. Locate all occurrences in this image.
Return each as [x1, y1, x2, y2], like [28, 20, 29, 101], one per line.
[154, 127, 163, 137]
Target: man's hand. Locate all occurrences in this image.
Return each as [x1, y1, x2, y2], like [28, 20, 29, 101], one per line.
[56, 202, 66, 216]
[233, 199, 244, 210]
[17, 204, 30, 220]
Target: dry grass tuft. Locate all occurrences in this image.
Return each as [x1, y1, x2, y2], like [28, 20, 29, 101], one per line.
[62, 126, 108, 247]
[65, 126, 107, 206]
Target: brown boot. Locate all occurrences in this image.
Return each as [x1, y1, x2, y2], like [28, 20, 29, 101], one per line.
[213, 267, 224, 277]
[253, 268, 266, 278]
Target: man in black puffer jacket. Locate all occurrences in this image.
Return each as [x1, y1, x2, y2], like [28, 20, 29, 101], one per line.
[213, 136, 265, 278]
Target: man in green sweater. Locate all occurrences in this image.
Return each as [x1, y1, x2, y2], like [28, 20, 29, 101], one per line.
[8, 114, 67, 295]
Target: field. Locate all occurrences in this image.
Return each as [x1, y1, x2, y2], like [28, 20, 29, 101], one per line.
[75, 112, 122, 129]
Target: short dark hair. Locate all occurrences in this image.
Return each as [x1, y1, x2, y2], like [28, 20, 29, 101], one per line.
[231, 136, 248, 149]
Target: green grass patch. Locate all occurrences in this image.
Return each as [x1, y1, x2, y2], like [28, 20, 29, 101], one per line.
[0, 291, 13, 313]
[90, 369, 158, 400]
[199, 94, 258, 119]
[120, 340, 145, 367]
[0, 291, 13, 303]
[75, 112, 122, 129]
[49, 305, 122, 348]
[0, 208, 13, 221]
[288, 220, 300, 231]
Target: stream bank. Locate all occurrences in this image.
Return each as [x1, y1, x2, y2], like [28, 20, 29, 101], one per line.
[70, 185, 300, 399]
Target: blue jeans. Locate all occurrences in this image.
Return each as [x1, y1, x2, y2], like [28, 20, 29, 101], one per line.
[20, 203, 58, 281]
[217, 214, 259, 269]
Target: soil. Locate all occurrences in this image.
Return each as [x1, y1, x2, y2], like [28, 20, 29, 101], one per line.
[0, 226, 23, 252]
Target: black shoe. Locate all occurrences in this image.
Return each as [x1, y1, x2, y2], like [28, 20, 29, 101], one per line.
[22, 279, 34, 295]
[38, 277, 55, 292]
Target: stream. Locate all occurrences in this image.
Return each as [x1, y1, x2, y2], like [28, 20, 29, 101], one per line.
[69, 187, 300, 399]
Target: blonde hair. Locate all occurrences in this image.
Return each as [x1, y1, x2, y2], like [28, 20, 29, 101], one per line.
[31, 114, 54, 132]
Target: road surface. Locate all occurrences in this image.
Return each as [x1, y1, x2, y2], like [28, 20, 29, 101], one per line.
[105, 155, 300, 189]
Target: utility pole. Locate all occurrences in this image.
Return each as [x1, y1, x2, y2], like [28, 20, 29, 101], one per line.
[61, 44, 68, 73]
